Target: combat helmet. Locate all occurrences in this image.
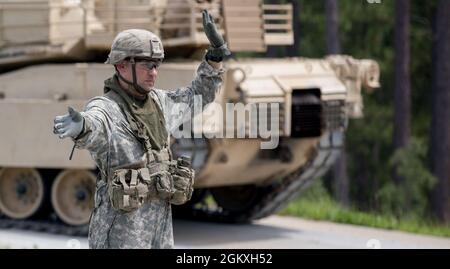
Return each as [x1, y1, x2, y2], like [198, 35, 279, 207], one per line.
[106, 29, 164, 64]
[106, 29, 164, 94]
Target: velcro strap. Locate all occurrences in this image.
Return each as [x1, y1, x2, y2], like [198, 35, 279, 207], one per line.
[123, 194, 130, 207]
[136, 182, 148, 198]
[130, 169, 138, 187]
[138, 168, 151, 183]
[118, 170, 130, 191]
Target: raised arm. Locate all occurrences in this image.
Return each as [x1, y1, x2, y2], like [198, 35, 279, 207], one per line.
[153, 10, 229, 134]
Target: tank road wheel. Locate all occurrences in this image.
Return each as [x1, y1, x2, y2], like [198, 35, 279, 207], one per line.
[51, 170, 96, 226]
[0, 168, 45, 219]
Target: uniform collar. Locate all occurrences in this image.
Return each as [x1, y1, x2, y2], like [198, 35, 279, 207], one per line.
[104, 75, 154, 113]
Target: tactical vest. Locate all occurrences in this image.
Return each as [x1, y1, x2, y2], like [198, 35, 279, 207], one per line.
[104, 89, 171, 166]
[103, 90, 194, 210]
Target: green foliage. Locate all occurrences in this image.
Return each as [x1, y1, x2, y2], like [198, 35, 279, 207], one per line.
[281, 180, 450, 237]
[338, 1, 437, 218]
[377, 138, 437, 218]
[278, 1, 442, 223]
[298, 1, 326, 57]
[345, 98, 394, 210]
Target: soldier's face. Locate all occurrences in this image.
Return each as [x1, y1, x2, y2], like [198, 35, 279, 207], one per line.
[117, 60, 159, 91]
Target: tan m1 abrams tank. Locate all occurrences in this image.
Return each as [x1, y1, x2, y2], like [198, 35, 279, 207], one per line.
[0, 0, 380, 235]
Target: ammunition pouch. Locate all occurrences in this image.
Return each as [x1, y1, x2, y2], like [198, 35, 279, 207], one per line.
[108, 156, 195, 212]
[168, 156, 195, 205]
[108, 168, 148, 213]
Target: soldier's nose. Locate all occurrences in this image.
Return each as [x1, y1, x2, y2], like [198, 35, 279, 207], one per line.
[149, 68, 157, 76]
[144, 65, 155, 73]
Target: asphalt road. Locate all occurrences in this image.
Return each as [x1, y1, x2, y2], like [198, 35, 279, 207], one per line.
[0, 215, 449, 249]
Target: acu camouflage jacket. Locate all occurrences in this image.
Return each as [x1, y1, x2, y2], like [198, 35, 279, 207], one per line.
[74, 60, 224, 249]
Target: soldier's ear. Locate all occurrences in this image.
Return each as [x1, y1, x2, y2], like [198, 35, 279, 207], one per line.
[115, 61, 127, 73]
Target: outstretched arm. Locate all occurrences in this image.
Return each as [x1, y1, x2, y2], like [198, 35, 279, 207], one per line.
[53, 99, 112, 153]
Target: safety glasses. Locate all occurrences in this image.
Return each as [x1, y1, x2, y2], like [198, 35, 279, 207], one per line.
[135, 59, 161, 71]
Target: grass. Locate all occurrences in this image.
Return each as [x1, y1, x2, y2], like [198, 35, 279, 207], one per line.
[279, 181, 450, 238]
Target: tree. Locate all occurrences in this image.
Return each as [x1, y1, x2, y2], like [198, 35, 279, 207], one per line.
[287, 0, 300, 56]
[393, 0, 411, 185]
[325, 0, 349, 206]
[325, 0, 340, 54]
[429, 0, 450, 223]
[266, 0, 280, 57]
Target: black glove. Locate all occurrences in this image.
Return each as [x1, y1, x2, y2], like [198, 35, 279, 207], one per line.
[202, 10, 231, 62]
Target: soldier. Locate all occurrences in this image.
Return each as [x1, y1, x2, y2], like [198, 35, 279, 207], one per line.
[52, 10, 230, 249]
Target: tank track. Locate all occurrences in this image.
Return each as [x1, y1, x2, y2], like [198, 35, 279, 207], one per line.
[174, 130, 344, 223]
[0, 215, 89, 236]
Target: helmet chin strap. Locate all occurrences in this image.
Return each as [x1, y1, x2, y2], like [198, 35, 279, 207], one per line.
[115, 57, 149, 96]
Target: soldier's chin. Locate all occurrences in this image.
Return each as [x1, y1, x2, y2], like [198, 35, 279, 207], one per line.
[138, 84, 153, 93]
[141, 82, 154, 92]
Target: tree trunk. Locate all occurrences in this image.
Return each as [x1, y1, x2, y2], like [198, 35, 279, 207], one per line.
[325, 0, 341, 54]
[333, 141, 349, 207]
[393, 0, 411, 185]
[287, 0, 300, 56]
[265, 0, 279, 57]
[324, 0, 348, 206]
[430, 0, 450, 223]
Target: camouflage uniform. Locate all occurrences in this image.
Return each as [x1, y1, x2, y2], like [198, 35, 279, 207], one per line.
[74, 60, 224, 249]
